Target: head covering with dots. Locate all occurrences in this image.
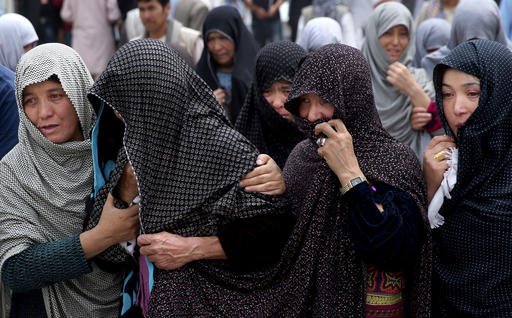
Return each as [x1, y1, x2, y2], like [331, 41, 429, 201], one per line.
[235, 40, 306, 168]
[432, 39, 512, 316]
[0, 43, 121, 318]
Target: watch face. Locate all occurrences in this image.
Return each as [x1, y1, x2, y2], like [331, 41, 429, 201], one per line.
[350, 177, 363, 186]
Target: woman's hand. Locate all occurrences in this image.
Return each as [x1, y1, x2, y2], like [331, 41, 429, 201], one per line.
[138, 232, 226, 270]
[240, 154, 285, 195]
[386, 62, 417, 95]
[410, 106, 432, 131]
[423, 135, 456, 202]
[115, 162, 138, 204]
[387, 62, 431, 111]
[314, 119, 364, 185]
[80, 193, 140, 259]
[213, 88, 227, 105]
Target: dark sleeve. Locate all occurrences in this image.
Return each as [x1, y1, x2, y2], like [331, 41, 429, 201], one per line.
[344, 182, 423, 272]
[2, 234, 92, 292]
[0, 76, 19, 159]
[217, 211, 296, 271]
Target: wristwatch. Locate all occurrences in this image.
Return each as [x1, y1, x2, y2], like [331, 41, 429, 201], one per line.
[340, 176, 367, 195]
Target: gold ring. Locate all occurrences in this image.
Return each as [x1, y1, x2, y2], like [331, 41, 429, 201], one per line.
[434, 150, 447, 161]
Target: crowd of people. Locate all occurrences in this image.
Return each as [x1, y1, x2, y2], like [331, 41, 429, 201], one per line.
[1, 0, 512, 317]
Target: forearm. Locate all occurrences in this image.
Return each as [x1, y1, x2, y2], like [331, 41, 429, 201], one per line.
[407, 83, 431, 110]
[80, 227, 117, 260]
[2, 235, 91, 292]
[188, 236, 227, 261]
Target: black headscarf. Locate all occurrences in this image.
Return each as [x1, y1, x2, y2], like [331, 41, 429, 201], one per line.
[432, 39, 512, 316]
[84, 39, 285, 264]
[196, 6, 259, 123]
[283, 43, 431, 316]
[235, 41, 306, 168]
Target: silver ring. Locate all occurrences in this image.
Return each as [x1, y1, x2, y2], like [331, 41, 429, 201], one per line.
[316, 137, 326, 147]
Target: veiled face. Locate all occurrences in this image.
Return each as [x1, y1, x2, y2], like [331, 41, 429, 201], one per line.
[22, 80, 83, 143]
[379, 24, 409, 62]
[298, 93, 335, 122]
[263, 80, 294, 120]
[441, 68, 480, 136]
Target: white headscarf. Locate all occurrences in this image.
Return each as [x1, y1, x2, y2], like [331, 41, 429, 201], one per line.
[298, 17, 343, 52]
[361, 2, 434, 160]
[0, 13, 38, 71]
[0, 43, 121, 318]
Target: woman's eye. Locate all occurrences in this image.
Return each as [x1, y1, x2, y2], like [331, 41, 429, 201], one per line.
[50, 93, 64, 100]
[23, 97, 36, 106]
[441, 92, 453, 99]
[467, 91, 480, 98]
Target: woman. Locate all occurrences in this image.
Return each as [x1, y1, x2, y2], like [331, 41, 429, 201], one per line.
[235, 40, 306, 168]
[196, 5, 259, 124]
[296, 0, 358, 48]
[424, 39, 512, 316]
[85, 39, 294, 317]
[281, 43, 430, 317]
[413, 18, 451, 71]
[361, 1, 437, 161]
[296, 17, 343, 52]
[0, 43, 139, 317]
[0, 13, 38, 71]
[422, 0, 510, 78]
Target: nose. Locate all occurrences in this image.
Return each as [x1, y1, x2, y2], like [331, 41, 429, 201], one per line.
[270, 92, 285, 110]
[306, 101, 325, 122]
[391, 33, 399, 45]
[39, 99, 54, 119]
[453, 95, 469, 116]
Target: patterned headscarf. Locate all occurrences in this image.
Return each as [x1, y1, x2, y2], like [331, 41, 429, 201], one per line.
[196, 6, 259, 122]
[235, 41, 306, 168]
[0, 13, 38, 71]
[361, 1, 434, 160]
[0, 43, 121, 318]
[432, 39, 512, 315]
[283, 43, 431, 316]
[85, 39, 284, 259]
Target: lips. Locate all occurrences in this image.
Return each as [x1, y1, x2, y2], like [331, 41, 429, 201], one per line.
[39, 124, 59, 134]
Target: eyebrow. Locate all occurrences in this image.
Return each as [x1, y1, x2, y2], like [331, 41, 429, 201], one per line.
[441, 82, 480, 88]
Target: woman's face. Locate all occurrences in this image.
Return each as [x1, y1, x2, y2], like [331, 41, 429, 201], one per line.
[379, 24, 409, 62]
[263, 80, 294, 120]
[441, 68, 480, 136]
[298, 93, 335, 122]
[23, 80, 83, 143]
[207, 31, 235, 68]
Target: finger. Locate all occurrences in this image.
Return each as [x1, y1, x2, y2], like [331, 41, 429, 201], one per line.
[313, 122, 338, 138]
[327, 119, 348, 134]
[241, 165, 270, 182]
[256, 153, 271, 166]
[243, 183, 275, 193]
[106, 192, 115, 207]
[137, 234, 155, 246]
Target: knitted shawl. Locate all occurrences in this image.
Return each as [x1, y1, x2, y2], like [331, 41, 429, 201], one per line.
[0, 43, 121, 318]
[432, 39, 512, 316]
[361, 2, 434, 160]
[283, 43, 431, 317]
[235, 40, 306, 168]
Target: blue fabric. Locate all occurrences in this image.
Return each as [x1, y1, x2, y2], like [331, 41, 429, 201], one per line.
[500, 0, 512, 40]
[216, 71, 232, 95]
[0, 64, 18, 159]
[91, 101, 115, 197]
